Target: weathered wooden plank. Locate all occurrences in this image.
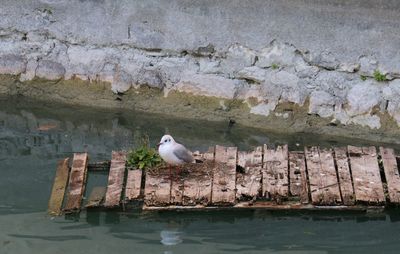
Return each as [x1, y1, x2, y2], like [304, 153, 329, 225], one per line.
[288, 151, 309, 203]
[104, 151, 127, 208]
[379, 147, 400, 203]
[236, 146, 263, 200]
[125, 169, 143, 201]
[86, 186, 106, 208]
[319, 148, 342, 204]
[262, 145, 289, 201]
[348, 146, 385, 204]
[182, 163, 213, 206]
[305, 147, 341, 205]
[334, 147, 355, 205]
[170, 173, 184, 205]
[144, 168, 171, 206]
[212, 145, 237, 205]
[48, 158, 70, 216]
[144, 201, 382, 211]
[64, 153, 88, 212]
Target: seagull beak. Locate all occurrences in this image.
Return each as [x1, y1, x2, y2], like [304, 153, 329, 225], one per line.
[156, 142, 161, 148]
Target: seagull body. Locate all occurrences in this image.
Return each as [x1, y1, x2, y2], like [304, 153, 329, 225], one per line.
[158, 135, 194, 165]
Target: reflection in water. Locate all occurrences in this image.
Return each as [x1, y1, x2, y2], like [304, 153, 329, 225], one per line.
[160, 229, 183, 246]
[1, 209, 400, 253]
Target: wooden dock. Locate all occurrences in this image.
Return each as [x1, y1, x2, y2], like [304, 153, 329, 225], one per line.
[47, 145, 400, 215]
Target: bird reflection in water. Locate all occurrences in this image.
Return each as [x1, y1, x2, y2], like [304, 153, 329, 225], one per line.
[160, 229, 183, 246]
[160, 226, 183, 254]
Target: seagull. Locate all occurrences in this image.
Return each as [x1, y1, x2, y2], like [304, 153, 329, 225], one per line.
[157, 135, 194, 166]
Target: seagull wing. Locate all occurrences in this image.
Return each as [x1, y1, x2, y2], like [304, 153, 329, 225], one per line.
[173, 143, 194, 163]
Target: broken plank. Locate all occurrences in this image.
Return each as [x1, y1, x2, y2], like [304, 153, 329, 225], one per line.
[48, 158, 70, 216]
[125, 169, 143, 201]
[86, 186, 106, 208]
[305, 147, 341, 205]
[262, 145, 289, 201]
[288, 151, 309, 203]
[334, 147, 355, 205]
[144, 168, 171, 206]
[212, 145, 237, 205]
[64, 153, 89, 213]
[182, 163, 213, 206]
[379, 147, 400, 204]
[348, 146, 385, 204]
[236, 146, 263, 200]
[104, 151, 127, 208]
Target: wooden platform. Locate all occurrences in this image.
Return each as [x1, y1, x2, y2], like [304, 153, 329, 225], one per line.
[48, 145, 400, 215]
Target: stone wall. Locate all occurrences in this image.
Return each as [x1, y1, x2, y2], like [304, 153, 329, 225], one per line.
[1, 0, 400, 130]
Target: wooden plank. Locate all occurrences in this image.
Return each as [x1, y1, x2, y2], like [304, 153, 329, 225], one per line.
[305, 147, 341, 205]
[143, 201, 382, 212]
[319, 148, 342, 204]
[144, 168, 171, 206]
[288, 152, 309, 203]
[262, 145, 289, 201]
[125, 169, 142, 200]
[104, 151, 127, 208]
[170, 173, 184, 205]
[334, 147, 355, 205]
[236, 146, 263, 200]
[212, 145, 237, 205]
[235, 202, 383, 211]
[348, 146, 385, 204]
[64, 153, 88, 212]
[379, 147, 400, 203]
[182, 163, 213, 206]
[86, 186, 106, 208]
[48, 158, 70, 216]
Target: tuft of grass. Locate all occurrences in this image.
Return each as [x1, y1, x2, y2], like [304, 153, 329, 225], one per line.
[126, 135, 162, 170]
[271, 63, 279, 70]
[360, 75, 367, 81]
[373, 70, 387, 82]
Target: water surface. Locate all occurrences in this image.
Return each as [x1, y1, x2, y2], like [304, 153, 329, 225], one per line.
[1, 95, 400, 254]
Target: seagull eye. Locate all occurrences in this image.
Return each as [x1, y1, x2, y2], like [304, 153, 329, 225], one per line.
[164, 140, 167, 143]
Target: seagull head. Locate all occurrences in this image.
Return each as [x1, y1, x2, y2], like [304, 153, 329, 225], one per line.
[157, 134, 175, 148]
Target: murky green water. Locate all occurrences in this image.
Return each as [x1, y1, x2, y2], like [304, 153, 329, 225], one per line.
[1, 95, 400, 254]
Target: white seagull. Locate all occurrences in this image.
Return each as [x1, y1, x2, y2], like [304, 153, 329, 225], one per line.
[157, 134, 194, 165]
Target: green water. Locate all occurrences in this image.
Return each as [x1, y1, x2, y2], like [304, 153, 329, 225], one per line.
[1, 95, 400, 254]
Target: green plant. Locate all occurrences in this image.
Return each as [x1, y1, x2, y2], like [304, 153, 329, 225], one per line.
[126, 136, 162, 170]
[373, 70, 387, 82]
[271, 63, 279, 70]
[360, 75, 367, 81]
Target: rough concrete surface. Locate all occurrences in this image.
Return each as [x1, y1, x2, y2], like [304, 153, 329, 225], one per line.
[1, 0, 400, 138]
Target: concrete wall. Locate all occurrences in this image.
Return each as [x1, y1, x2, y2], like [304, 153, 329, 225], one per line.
[1, 0, 400, 130]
